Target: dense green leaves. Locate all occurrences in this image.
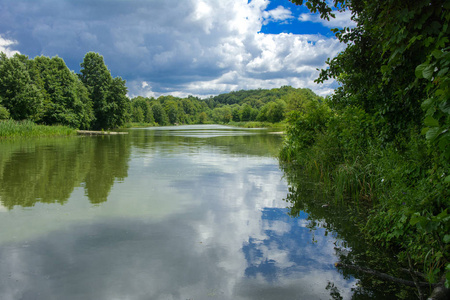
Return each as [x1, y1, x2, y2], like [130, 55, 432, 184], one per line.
[126, 86, 322, 126]
[79, 52, 130, 129]
[31, 56, 94, 129]
[0, 51, 130, 130]
[0, 53, 43, 121]
[283, 0, 450, 293]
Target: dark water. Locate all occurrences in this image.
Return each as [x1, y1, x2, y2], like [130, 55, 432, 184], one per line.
[0, 125, 359, 300]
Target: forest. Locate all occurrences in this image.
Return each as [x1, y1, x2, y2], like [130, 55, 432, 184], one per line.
[0, 51, 321, 130]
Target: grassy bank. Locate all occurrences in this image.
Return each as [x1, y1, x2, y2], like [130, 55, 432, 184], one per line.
[227, 121, 287, 131]
[0, 120, 77, 139]
[125, 121, 287, 131]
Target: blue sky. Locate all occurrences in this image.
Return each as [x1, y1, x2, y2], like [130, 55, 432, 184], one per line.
[0, 0, 354, 98]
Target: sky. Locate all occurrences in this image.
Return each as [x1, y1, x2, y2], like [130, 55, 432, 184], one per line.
[0, 0, 355, 98]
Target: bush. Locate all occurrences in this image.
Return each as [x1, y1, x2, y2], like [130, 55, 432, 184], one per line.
[0, 105, 10, 119]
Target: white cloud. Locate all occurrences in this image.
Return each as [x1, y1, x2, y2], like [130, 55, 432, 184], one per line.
[299, 9, 356, 28]
[0, 35, 20, 57]
[0, 0, 345, 98]
[262, 5, 294, 25]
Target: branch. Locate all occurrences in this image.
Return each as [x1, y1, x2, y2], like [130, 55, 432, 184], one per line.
[334, 262, 436, 288]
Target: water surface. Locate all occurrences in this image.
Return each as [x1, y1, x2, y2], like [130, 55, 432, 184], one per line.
[0, 125, 356, 300]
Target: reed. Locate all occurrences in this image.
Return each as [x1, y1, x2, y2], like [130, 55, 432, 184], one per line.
[0, 120, 76, 138]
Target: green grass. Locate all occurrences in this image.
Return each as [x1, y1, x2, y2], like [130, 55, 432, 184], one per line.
[228, 121, 287, 131]
[0, 119, 77, 138]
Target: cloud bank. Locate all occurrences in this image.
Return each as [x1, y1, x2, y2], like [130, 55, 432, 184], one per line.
[0, 0, 347, 97]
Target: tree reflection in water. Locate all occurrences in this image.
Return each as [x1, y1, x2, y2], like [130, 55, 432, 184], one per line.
[0, 135, 130, 209]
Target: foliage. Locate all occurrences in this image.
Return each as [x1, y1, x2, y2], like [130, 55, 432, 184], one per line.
[0, 119, 76, 138]
[0, 53, 43, 121]
[283, 0, 450, 293]
[79, 52, 130, 129]
[150, 102, 169, 126]
[279, 98, 331, 162]
[0, 105, 10, 119]
[126, 87, 322, 127]
[31, 56, 94, 129]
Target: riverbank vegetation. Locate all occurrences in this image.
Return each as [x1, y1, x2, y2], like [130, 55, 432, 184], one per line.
[128, 86, 320, 128]
[1, 49, 318, 134]
[280, 1, 449, 298]
[0, 51, 130, 131]
[0, 119, 75, 138]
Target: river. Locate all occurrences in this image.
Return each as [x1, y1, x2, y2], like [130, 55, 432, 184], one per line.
[0, 124, 402, 299]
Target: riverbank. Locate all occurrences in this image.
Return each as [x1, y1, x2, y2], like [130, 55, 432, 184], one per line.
[0, 120, 76, 139]
[279, 105, 449, 298]
[77, 130, 128, 135]
[126, 121, 287, 132]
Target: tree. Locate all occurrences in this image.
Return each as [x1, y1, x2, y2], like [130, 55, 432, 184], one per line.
[232, 106, 241, 121]
[291, 0, 449, 141]
[212, 106, 232, 123]
[151, 102, 169, 125]
[164, 100, 179, 124]
[0, 53, 43, 120]
[267, 100, 286, 123]
[103, 77, 130, 128]
[79, 52, 112, 129]
[198, 111, 208, 124]
[79, 52, 129, 129]
[287, 0, 450, 293]
[131, 96, 154, 123]
[240, 104, 252, 121]
[32, 56, 94, 128]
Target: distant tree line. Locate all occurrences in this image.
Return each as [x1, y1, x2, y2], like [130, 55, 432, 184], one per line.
[130, 86, 323, 126]
[0, 50, 323, 129]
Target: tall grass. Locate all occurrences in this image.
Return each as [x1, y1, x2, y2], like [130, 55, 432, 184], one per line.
[228, 121, 287, 131]
[0, 120, 76, 138]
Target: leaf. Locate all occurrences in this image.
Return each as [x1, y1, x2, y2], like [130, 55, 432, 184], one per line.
[439, 100, 450, 114]
[432, 49, 443, 59]
[410, 214, 423, 226]
[437, 67, 449, 77]
[426, 127, 440, 141]
[424, 116, 439, 127]
[422, 65, 435, 80]
[421, 98, 433, 110]
[444, 235, 450, 243]
[415, 63, 427, 78]
[445, 175, 450, 183]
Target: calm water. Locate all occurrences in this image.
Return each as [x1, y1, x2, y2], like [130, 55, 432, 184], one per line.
[0, 125, 357, 300]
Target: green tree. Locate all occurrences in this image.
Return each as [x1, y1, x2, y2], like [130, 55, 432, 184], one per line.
[212, 106, 232, 123]
[151, 102, 169, 125]
[131, 96, 154, 123]
[267, 100, 286, 123]
[0, 53, 43, 121]
[240, 104, 252, 121]
[79, 52, 112, 129]
[232, 106, 241, 121]
[164, 100, 179, 124]
[198, 111, 208, 124]
[287, 0, 450, 291]
[79, 52, 130, 129]
[32, 56, 94, 129]
[104, 77, 130, 128]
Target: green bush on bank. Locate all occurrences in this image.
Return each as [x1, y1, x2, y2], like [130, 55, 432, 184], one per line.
[0, 105, 10, 120]
[0, 119, 76, 138]
[280, 102, 449, 287]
